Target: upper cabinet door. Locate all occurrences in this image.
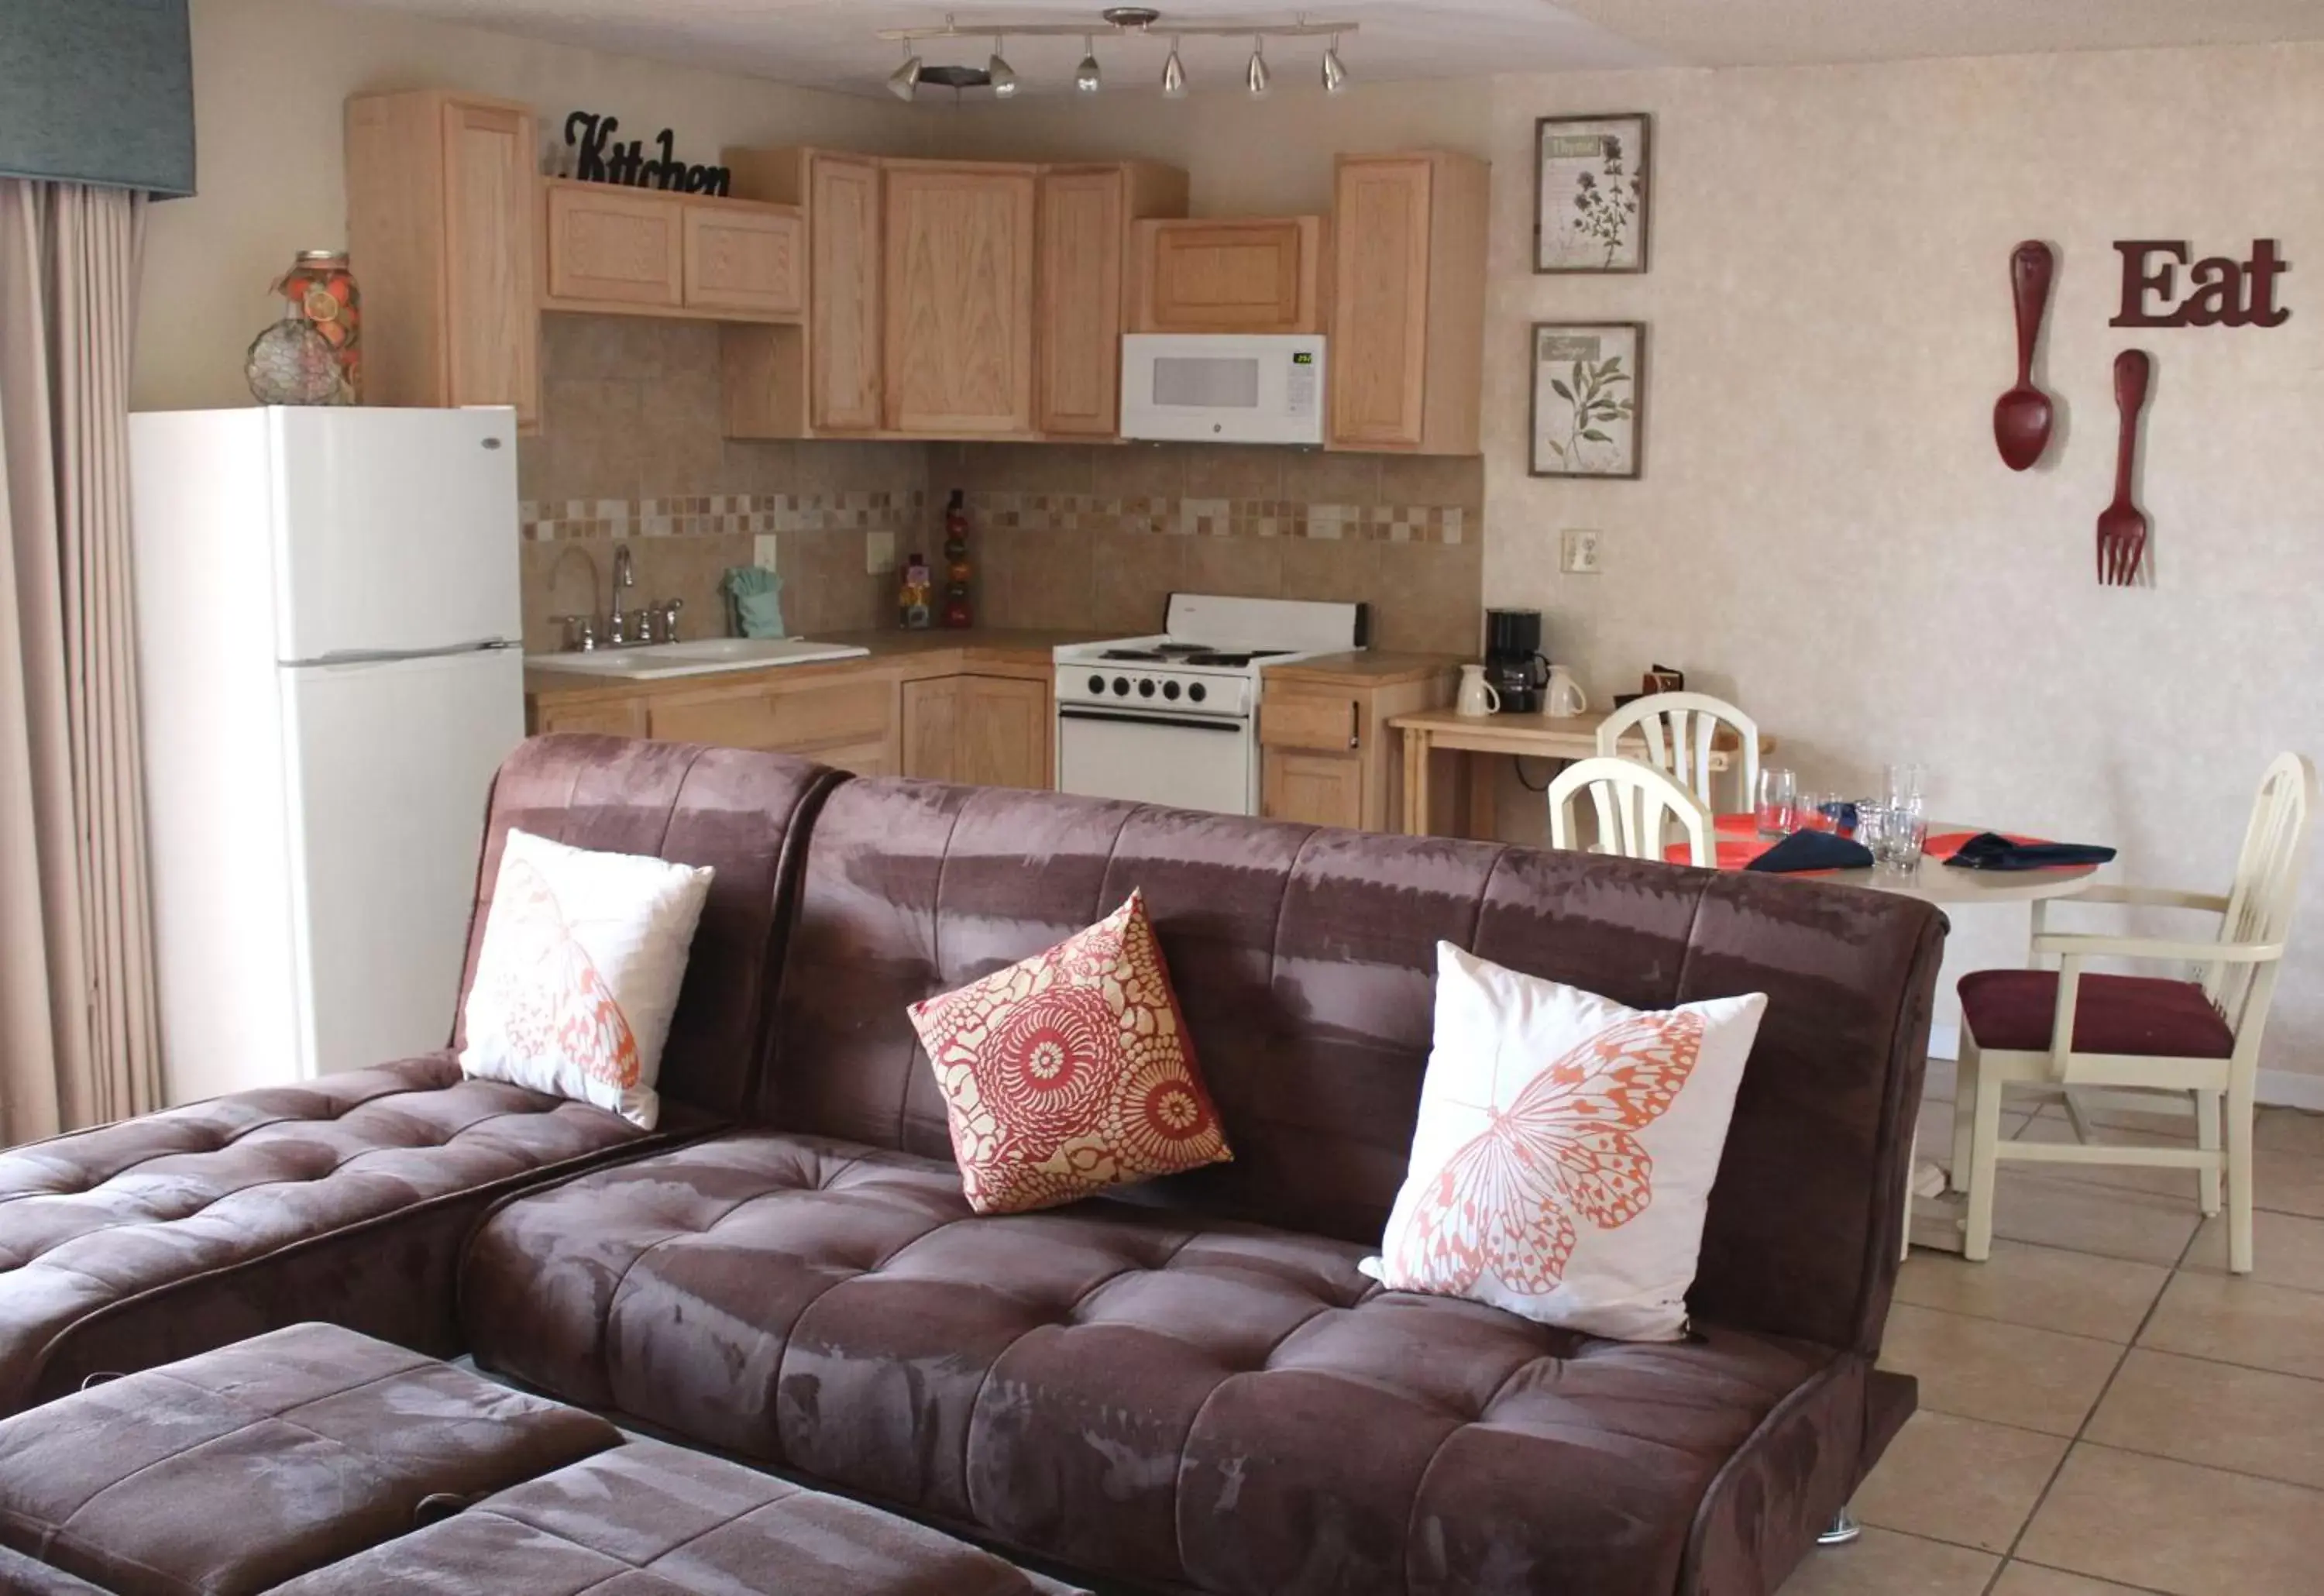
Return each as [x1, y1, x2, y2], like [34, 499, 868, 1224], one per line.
[1133, 217, 1325, 334]
[883, 164, 1038, 436]
[810, 153, 884, 432]
[682, 201, 804, 318]
[437, 98, 540, 427]
[1330, 157, 1434, 450]
[1036, 168, 1126, 437]
[545, 181, 683, 308]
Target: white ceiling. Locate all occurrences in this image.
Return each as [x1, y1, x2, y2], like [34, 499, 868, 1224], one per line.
[328, 0, 2324, 98]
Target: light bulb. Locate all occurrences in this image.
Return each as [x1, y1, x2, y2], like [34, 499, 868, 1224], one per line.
[1161, 38, 1188, 98]
[988, 40, 1018, 98]
[1246, 38, 1270, 98]
[1322, 36, 1349, 94]
[1076, 36, 1102, 93]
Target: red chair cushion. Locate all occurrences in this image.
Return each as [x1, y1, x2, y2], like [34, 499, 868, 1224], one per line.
[1958, 970, 2236, 1059]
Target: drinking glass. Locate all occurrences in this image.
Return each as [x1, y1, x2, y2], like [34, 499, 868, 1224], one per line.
[1884, 763, 1927, 808]
[1757, 767, 1797, 835]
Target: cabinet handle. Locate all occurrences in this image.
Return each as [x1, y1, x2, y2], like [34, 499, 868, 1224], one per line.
[1349, 703, 1361, 750]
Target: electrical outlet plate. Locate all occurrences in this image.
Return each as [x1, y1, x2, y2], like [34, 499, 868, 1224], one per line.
[866, 530, 897, 575]
[1561, 529, 1603, 575]
[753, 535, 779, 575]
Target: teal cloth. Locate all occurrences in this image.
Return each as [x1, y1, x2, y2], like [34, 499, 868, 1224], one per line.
[720, 567, 786, 639]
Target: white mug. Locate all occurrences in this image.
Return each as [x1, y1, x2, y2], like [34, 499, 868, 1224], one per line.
[1543, 665, 1588, 719]
[1456, 663, 1502, 717]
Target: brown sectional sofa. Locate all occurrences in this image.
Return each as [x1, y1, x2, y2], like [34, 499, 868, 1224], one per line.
[0, 734, 1946, 1596]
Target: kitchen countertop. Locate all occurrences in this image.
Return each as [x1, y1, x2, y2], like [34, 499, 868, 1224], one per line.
[1264, 650, 1464, 687]
[526, 630, 1461, 700]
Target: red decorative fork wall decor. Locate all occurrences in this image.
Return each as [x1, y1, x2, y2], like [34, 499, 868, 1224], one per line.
[2097, 349, 2153, 586]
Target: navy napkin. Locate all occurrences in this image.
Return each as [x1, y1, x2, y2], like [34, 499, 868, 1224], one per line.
[1747, 831, 1875, 874]
[1944, 833, 2117, 872]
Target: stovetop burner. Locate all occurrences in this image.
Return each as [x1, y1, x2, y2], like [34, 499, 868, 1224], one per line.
[1095, 645, 1294, 668]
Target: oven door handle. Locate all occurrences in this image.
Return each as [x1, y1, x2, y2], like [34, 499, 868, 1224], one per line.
[1057, 707, 1246, 734]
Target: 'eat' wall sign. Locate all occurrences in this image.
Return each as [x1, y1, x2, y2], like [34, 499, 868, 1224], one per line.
[2113, 239, 2291, 328]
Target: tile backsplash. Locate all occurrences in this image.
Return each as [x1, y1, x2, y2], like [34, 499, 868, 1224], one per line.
[517, 315, 1485, 657]
[516, 315, 924, 651]
[929, 443, 1485, 653]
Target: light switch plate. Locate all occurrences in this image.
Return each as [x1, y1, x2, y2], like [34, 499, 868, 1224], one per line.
[866, 530, 897, 574]
[753, 535, 779, 575]
[1561, 529, 1603, 575]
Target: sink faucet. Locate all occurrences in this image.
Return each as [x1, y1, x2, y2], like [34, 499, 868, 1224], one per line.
[607, 543, 640, 646]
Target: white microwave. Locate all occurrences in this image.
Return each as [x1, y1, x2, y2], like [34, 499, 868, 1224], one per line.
[1119, 334, 1326, 445]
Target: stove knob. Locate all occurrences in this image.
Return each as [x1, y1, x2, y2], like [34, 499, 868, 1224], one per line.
[1188, 683, 1207, 704]
[1138, 679, 1157, 699]
[1112, 677, 1131, 697]
[1163, 681, 1181, 701]
[1087, 674, 1105, 695]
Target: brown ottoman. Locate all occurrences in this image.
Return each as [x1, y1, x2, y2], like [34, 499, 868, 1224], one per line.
[0, 1323, 1081, 1596]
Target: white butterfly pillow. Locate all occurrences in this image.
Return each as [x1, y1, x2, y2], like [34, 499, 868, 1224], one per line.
[1362, 943, 1768, 1343]
[459, 829, 714, 1130]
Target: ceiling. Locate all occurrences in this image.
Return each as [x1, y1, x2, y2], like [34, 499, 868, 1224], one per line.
[328, 0, 2324, 98]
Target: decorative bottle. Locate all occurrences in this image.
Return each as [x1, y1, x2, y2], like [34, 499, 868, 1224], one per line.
[271, 250, 362, 403]
[941, 488, 973, 629]
[898, 552, 933, 630]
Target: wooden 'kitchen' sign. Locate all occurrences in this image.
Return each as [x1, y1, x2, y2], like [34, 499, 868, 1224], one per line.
[2113, 239, 2290, 328]
[564, 112, 732, 196]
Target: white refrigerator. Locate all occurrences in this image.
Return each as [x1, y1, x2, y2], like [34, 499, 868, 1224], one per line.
[129, 407, 527, 1104]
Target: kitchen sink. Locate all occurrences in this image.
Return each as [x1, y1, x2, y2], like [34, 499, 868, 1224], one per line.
[524, 637, 872, 680]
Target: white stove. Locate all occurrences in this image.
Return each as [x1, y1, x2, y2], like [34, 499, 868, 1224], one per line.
[1054, 594, 1367, 816]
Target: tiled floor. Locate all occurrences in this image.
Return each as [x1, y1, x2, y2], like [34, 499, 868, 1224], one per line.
[1779, 1091, 2324, 1596]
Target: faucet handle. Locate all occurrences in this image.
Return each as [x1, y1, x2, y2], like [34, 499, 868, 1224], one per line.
[552, 614, 599, 653]
[656, 597, 684, 643]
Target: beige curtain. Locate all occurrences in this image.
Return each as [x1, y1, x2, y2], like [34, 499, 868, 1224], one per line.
[0, 180, 160, 1144]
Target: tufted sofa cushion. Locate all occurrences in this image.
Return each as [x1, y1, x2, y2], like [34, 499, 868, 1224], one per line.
[0, 1054, 682, 1415]
[462, 1130, 1872, 1596]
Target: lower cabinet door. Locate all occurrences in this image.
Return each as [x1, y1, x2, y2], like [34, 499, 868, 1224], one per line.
[901, 676, 961, 780]
[1263, 748, 1367, 831]
[957, 676, 1051, 789]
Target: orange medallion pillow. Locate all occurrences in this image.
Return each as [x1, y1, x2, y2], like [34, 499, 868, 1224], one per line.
[906, 890, 1231, 1214]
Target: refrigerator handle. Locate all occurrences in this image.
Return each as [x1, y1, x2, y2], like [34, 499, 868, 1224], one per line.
[290, 639, 517, 668]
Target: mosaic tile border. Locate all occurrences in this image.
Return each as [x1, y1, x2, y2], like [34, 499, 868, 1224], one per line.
[964, 491, 1465, 545]
[521, 490, 926, 542]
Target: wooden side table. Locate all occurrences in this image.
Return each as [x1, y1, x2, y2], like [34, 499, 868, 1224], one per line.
[1391, 707, 1757, 838]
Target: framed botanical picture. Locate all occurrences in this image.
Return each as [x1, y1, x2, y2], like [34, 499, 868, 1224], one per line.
[1535, 113, 1650, 273]
[1531, 322, 1644, 479]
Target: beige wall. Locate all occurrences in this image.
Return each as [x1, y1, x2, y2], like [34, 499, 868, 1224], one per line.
[136, 0, 917, 411]
[1482, 46, 2324, 1092]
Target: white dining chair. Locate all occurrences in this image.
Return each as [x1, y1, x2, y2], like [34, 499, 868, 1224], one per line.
[1548, 756, 1717, 868]
[1595, 692, 1762, 814]
[1953, 752, 2318, 1274]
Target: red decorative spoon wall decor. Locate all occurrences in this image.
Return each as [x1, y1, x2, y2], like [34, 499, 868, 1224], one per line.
[1994, 241, 2057, 470]
[2097, 349, 2152, 586]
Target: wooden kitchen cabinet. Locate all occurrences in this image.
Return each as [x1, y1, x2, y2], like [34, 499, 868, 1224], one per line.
[1036, 163, 1189, 437]
[883, 162, 1040, 436]
[902, 674, 1052, 789]
[1329, 153, 1490, 455]
[720, 148, 883, 437]
[1130, 216, 1328, 335]
[1260, 666, 1456, 832]
[545, 181, 683, 309]
[648, 676, 898, 773]
[684, 201, 803, 318]
[346, 89, 541, 428]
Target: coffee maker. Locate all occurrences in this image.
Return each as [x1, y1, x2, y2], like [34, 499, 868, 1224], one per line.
[1483, 609, 1550, 714]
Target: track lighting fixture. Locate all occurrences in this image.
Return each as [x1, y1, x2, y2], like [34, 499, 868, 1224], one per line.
[1321, 34, 1348, 93]
[870, 13, 1357, 101]
[1161, 37, 1188, 98]
[887, 46, 922, 101]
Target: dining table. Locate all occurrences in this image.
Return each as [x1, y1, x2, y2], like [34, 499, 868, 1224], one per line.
[1696, 816, 2106, 1257]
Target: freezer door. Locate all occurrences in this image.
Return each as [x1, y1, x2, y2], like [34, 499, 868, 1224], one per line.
[280, 647, 524, 1075]
[270, 407, 522, 662]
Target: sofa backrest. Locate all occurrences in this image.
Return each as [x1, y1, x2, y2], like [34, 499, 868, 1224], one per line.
[761, 776, 1945, 1355]
[452, 736, 843, 1120]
